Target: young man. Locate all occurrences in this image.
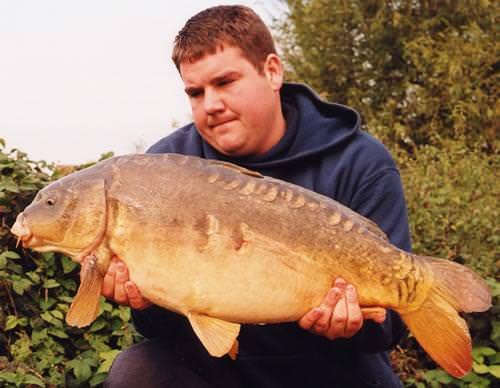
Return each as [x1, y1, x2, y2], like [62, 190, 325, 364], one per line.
[104, 5, 410, 387]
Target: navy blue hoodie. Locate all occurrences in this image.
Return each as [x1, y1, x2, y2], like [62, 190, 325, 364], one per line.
[134, 83, 410, 387]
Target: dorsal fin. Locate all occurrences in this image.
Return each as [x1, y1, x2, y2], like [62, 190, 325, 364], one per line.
[207, 160, 263, 178]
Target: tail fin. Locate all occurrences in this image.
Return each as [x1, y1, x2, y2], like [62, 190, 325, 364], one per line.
[401, 257, 491, 378]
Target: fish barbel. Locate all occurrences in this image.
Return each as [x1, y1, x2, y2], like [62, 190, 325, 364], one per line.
[10, 153, 491, 378]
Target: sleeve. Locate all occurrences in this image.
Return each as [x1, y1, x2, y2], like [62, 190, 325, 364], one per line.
[348, 168, 411, 353]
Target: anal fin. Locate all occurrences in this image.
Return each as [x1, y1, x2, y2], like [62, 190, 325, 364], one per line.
[187, 313, 240, 358]
[66, 255, 103, 328]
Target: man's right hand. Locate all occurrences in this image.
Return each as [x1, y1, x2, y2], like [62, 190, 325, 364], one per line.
[101, 256, 152, 310]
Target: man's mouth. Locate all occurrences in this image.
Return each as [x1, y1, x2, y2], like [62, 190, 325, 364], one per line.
[208, 118, 236, 129]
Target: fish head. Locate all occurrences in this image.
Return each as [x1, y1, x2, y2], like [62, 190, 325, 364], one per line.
[11, 177, 107, 259]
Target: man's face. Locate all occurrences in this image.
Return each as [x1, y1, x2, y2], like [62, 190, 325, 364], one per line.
[180, 45, 284, 157]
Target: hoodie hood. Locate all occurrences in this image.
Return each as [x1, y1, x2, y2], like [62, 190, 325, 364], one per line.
[200, 83, 361, 169]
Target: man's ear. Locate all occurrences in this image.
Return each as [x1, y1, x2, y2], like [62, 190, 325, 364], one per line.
[263, 53, 284, 91]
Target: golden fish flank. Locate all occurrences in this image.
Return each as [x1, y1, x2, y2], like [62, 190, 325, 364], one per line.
[343, 220, 354, 232]
[10, 153, 491, 379]
[306, 201, 319, 211]
[207, 170, 219, 184]
[238, 181, 256, 196]
[328, 212, 342, 225]
[262, 186, 279, 202]
[279, 188, 294, 202]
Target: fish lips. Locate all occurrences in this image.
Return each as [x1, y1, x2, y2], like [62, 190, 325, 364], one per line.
[11, 213, 39, 248]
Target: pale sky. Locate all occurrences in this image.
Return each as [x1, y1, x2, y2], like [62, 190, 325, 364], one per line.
[0, 0, 285, 164]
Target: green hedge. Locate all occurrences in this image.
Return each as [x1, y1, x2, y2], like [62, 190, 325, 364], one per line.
[0, 143, 138, 387]
[394, 140, 499, 386]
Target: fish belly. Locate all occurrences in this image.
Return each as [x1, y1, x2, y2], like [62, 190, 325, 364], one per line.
[111, 229, 332, 324]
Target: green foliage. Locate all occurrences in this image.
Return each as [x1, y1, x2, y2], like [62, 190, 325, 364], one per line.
[396, 140, 499, 386]
[277, 0, 498, 148]
[0, 141, 137, 387]
[398, 141, 498, 276]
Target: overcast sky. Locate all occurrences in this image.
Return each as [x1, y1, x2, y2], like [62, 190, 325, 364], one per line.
[0, 0, 285, 164]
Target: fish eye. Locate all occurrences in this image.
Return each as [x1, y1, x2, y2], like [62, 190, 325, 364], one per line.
[46, 198, 56, 206]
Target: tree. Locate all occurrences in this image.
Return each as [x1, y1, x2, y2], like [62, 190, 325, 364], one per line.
[277, 0, 498, 148]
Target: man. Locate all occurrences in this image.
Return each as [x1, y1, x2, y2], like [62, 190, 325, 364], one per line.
[104, 5, 410, 387]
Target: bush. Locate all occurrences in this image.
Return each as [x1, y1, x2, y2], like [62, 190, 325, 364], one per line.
[0, 141, 138, 387]
[393, 140, 499, 386]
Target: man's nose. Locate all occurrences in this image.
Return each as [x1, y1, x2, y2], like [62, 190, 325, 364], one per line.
[204, 89, 224, 114]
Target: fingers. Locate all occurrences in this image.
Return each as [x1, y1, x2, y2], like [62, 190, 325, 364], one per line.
[314, 287, 342, 333]
[298, 279, 343, 333]
[320, 278, 346, 338]
[101, 257, 119, 299]
[113, 261, 129, 304]
[101, 256, 152, 309]
[361, 307, 387, 324]
[298, 278, 366, 340]
[125, 281, 153, 310]
[341, 285, 363, 338]
[298, 308, 322, 330]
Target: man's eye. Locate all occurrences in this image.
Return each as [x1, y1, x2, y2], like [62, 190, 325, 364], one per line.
[187, 90, 203, 98]
[219, 79, 233, 87]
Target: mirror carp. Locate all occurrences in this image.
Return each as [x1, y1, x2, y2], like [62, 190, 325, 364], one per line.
[11, 153, 491, 378]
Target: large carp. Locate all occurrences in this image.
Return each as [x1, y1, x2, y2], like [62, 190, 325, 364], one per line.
[11, 153, 491, 378]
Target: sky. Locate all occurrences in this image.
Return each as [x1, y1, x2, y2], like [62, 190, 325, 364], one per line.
[0, 0, 285, 165]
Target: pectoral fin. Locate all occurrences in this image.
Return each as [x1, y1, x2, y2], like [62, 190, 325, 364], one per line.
[66, 255, 103, 328]
[187, 313, 240, 358]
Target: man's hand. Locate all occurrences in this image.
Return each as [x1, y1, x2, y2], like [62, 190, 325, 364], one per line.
[101, 256, 152, 310]
[298, 278, 386, 340]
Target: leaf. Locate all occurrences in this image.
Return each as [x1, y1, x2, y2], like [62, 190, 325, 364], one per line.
[43, 279, 60, 288]
[489, 365, 500, 378]
[473, 347, 496, 358]
[22, 374, 45, 387]
[0, 371, 18, 384]
[60, 278, 77, 292]
[39, 297, 57, 311]
[73, 362, 92, 384]
[40, 311, 62, 327]
[473, 362, 490, 374]
[5, 316, 17, 330]
[61, 256, 78, 274]
[26, 271, 41, 284]
[12, 278, 32, 295]
[97, 350, 121, 374]
[48, 328, 69, 339]
[89, 319, 107, 333]
[50, 310, 64, 320]
[58, 295, 74, 303]
[31, 329, 48, 345]
[5, 315, 28, 330]
[0, 250, 20, 260]
[90, 373, 107, 387]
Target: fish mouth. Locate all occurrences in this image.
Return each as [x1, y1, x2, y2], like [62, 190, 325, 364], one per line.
[10, 213, 40, 248]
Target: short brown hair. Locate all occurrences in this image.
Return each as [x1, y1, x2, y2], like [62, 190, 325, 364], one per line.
[172, 5, 277, 73]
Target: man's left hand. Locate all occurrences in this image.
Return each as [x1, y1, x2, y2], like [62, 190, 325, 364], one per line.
[298, 278, 385, 340]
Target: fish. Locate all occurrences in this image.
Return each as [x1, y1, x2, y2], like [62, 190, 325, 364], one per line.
[10, 153, 491, 378]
